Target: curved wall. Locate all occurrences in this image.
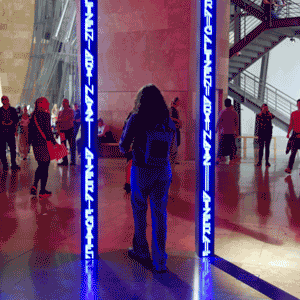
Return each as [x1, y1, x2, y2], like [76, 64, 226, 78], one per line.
[0, 0, 35, 107]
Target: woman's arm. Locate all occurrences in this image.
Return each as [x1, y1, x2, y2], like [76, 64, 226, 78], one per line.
[119, 115, 136, 154]
[255, 114, 260, 137]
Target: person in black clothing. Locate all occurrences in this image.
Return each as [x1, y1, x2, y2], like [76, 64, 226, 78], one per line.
[73, 103, 81, 140]
[261, 0, 279, 22]
[0, 96, 21, 171]
[123, 111, 134, 193]
[29, 97, 57, 197]
[255, 104, 275, 167]
[170, 97, 182, 164]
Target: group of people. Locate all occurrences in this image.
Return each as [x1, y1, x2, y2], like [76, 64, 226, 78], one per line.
[0, 95, 82, 197]
[216, 97, 300, 175]
[216, 98, 275, 166]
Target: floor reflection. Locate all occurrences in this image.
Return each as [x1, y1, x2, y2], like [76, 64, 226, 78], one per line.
[0, 155, 298, 299]
[215, 159, 300, 298]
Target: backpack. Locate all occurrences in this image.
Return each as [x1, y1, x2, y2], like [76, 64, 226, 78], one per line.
[144, 123, 173, 166]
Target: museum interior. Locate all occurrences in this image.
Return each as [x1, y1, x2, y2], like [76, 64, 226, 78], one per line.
[0, 0, 300, 299]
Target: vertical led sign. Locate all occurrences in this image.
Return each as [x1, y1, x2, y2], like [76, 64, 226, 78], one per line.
[196, 0, 216, 258]
[80, 0, 98, 298]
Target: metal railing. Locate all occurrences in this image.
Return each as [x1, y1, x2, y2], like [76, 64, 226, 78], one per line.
[230, 70, 297, 118]
[240, 136, 277, 160]
[276, 0, 300, 19]
[229, 11, 262, 46]
[229, 0, 300, 46]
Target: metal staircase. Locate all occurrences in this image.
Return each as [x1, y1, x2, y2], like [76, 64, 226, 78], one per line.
[229, 0, 300, 80]
[228, 70, 295, 132]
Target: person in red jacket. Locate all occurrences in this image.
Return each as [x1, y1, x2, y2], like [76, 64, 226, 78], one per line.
[29, 97, 57, 197]
[285, 99, 300, 174]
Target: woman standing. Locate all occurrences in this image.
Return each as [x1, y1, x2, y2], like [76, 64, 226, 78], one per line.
[18, 106, 30, 160]
[255, 104, 275, 167]
[119, 84, 177, 273]
[29, 97, 57, 197]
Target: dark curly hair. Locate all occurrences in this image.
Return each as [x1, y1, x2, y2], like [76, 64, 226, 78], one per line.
[130, 84, 170, 129]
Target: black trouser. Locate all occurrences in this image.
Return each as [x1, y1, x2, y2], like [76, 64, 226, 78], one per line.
[60, 127, 76, 164]
[288, 135, 300, 170]
[74, 122, 81, 140]
[0, 132, 17, 169]
[258, 135, 272, 163]
[33, 160, 50, 191]
[217, 134, 237, 160]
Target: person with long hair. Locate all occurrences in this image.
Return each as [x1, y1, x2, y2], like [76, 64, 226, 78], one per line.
[119, 84, 177, 274]
[255, 103, 275, 167]
[18, 106, 31, 160]
[29, 97, 57, 197]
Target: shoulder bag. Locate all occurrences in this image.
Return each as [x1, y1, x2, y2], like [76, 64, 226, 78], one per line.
[34, 115, 68, 161]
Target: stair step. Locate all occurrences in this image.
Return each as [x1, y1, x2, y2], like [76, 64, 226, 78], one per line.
[261, 33, 279, 42]
[252, 38, 272, 48]
[244, 44, 265, 53]
[241, 50, 259, 58]
[229, 61, 245, 68]
[229, 67, 239, 73]
[230, 56, 252, 64]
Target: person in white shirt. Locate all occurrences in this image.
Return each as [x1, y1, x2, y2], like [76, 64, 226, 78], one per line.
[18, 106, 31, 160]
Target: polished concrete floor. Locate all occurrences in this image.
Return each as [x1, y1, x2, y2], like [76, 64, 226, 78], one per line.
[0, 150, 299, 299]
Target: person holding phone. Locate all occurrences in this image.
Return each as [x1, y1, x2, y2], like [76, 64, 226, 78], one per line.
[255, 104, 275, 167]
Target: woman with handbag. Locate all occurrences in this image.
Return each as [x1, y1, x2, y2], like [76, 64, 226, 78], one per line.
[29, 97, 58, 197]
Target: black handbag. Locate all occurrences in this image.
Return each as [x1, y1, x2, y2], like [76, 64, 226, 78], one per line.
[286, 132, 299, 154]
[286, 137, 293, 154]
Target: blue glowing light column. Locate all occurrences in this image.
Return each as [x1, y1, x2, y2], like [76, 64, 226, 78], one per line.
[195, 0, 216, 258]
[80, 0, 98, 297]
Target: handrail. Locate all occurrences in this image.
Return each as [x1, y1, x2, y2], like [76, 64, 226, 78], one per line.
[229, 0, 300, 46]
[229, 11, 262, 46]
[230, 70, 297, 118]
[240, 136, 276, 160]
